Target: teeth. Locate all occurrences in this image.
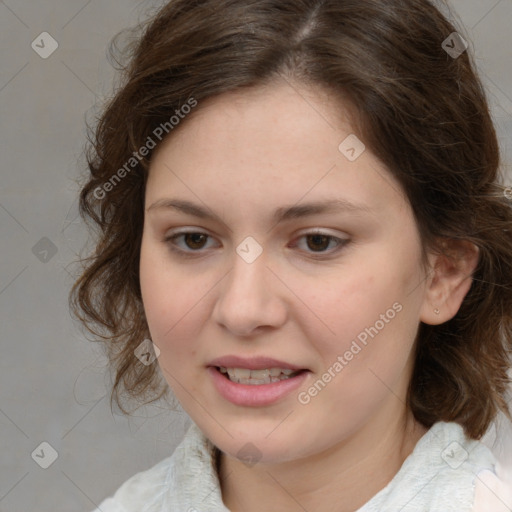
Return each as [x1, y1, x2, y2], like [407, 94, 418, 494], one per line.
[248, 369, 270, 379]
[218, 367, 301, 385]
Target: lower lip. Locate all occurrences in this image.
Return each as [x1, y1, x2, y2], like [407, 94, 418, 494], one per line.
[207, 367, 309, 407]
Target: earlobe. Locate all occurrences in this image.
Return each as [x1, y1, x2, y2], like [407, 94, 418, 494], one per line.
[419, 240, 480, 325]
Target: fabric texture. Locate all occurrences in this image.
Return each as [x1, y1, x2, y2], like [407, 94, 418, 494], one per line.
[92, 421, 511, 512]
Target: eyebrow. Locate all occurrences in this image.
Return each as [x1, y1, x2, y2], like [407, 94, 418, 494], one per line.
[146, 198, 374, 224]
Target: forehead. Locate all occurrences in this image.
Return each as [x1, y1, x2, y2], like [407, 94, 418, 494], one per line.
[151, 80, 355, 162]
[146, 81, 410, 220]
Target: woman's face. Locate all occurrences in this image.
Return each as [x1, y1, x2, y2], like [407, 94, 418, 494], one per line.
[140, 81, 432, 463]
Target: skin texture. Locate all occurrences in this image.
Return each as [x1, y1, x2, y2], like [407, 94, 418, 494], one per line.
[139, 80, 479, 512]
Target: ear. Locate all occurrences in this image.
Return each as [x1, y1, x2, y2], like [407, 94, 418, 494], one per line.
[420, 239, 480, 325]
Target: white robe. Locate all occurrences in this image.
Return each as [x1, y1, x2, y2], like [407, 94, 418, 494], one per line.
[92, 420, 512, 512]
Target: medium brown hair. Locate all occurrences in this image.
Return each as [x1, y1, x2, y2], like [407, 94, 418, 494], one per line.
[70, 0, 512, 439]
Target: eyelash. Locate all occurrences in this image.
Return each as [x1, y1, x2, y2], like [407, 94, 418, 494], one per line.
[163, 230, 350, 259]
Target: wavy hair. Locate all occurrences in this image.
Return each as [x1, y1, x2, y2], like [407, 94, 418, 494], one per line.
[69, 0, 512, 439]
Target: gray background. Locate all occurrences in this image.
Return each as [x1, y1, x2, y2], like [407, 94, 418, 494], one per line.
[0, 0, 511, 510]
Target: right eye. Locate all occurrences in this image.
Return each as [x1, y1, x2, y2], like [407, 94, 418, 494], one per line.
[163, 230, 220, 257]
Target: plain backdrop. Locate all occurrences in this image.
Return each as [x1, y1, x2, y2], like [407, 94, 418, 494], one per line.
[0, 0, 511, 510]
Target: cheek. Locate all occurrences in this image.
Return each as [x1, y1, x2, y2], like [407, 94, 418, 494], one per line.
[298, 245, 422, 375]
[299, 265, 397, 343]
[139, 241, 205, 359]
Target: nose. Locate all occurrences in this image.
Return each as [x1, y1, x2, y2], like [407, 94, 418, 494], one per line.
[211, 249, 288, 337]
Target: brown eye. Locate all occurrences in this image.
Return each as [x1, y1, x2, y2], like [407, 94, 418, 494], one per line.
[291, 231, 350, 258]
[306, 234, 331, 252]
[163, 230, 217, 257]
[184, 233, 208, 249]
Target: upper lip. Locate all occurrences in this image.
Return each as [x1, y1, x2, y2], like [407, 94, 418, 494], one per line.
[208, 355, 307, 371]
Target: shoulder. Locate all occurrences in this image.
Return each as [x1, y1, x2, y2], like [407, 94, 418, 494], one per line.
[91, 422, 224, 512]
[91, 453, 175, 512]
[359, 421, 502, 512]
[411, 421, 499, 511]
[472, 461, 512, 512]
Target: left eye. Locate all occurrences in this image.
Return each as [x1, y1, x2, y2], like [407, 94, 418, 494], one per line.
[293, 233, 345, 253]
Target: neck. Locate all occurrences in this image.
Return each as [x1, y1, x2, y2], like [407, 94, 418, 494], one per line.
[218, 411, 428, 512]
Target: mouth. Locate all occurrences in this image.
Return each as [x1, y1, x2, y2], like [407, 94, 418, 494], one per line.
[215, 366, 308, 385]
[207, 359, 311, 406]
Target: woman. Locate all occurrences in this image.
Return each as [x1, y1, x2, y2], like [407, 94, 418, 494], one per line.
[70, 1, 512, 510]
